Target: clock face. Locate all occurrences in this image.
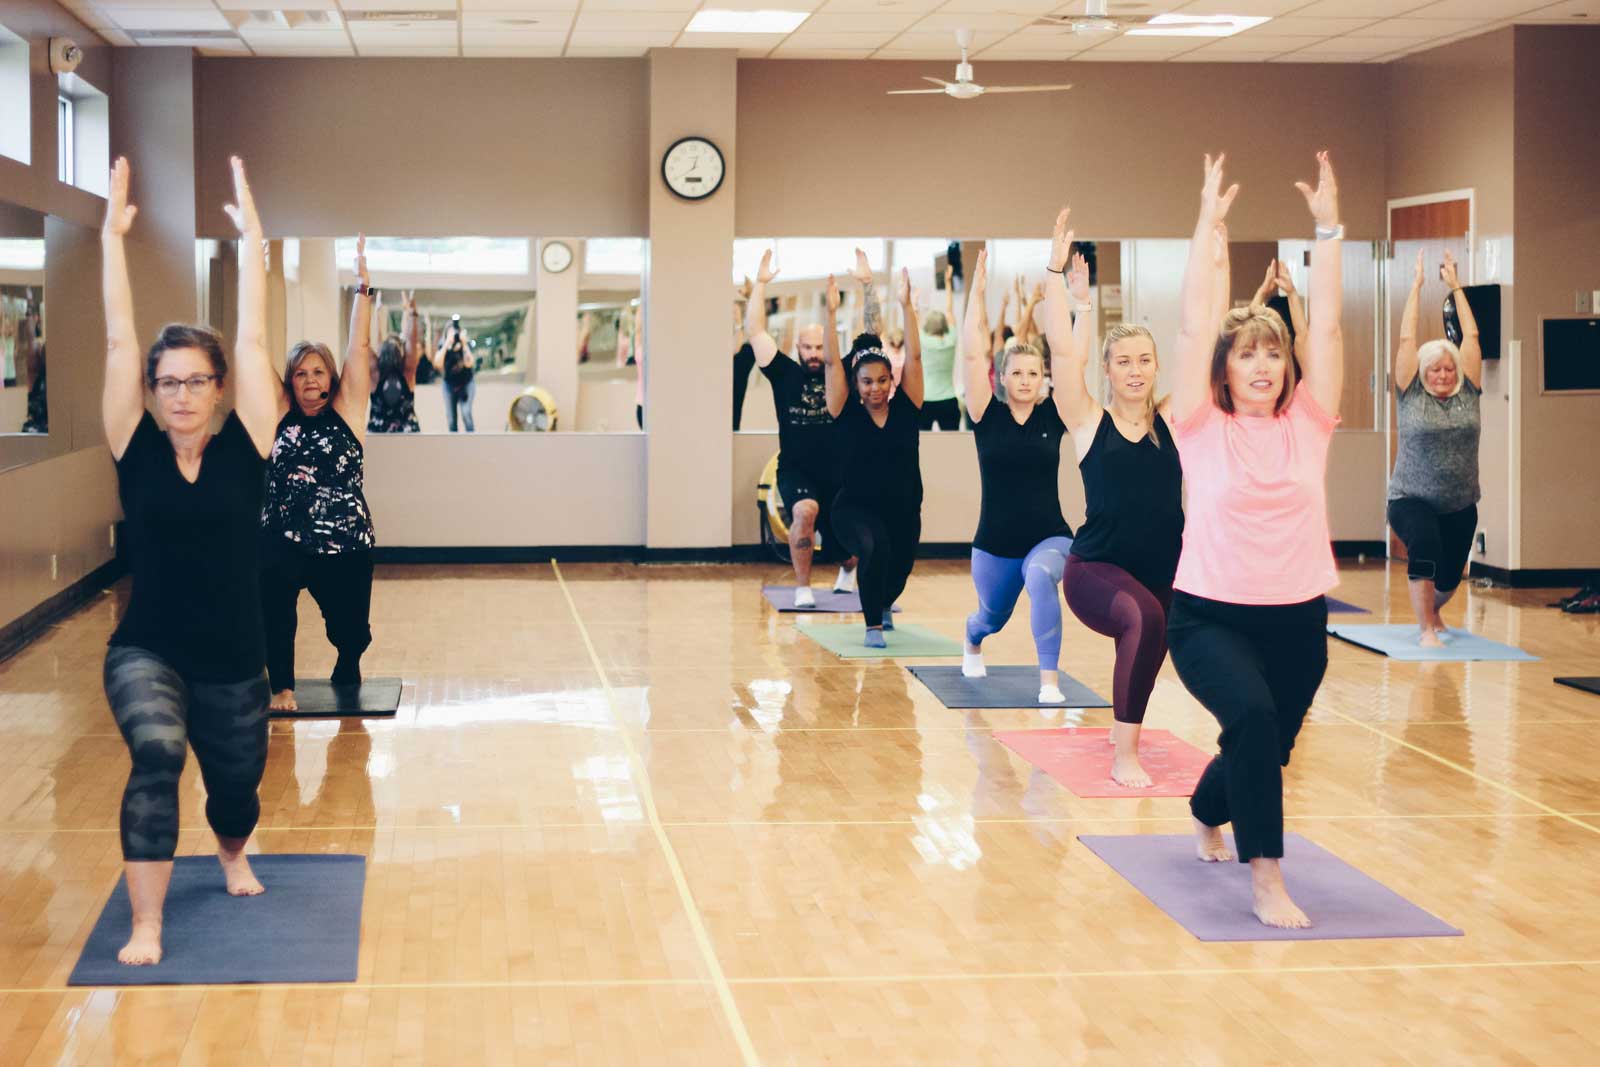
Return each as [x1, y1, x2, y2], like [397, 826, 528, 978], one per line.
[541, 241, 573, 273]
[662, 136, 725, 201]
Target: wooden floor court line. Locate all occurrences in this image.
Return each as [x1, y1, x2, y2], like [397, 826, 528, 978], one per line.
[551, 560, 763, 1067]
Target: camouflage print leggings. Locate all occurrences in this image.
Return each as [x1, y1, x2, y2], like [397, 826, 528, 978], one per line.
[103, 646, 271, 862]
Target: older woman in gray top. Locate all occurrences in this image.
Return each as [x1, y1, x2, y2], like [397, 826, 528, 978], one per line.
[1387, 250, 1483, 647]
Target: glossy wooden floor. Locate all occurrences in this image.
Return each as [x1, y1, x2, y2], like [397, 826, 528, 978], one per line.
[3, 560, 1599, 1065]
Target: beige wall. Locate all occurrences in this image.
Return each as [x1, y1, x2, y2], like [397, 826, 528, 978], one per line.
[1512, 26, 1600, 571]
[192, 58, 649, 239]
[736, 60, 1388, 240]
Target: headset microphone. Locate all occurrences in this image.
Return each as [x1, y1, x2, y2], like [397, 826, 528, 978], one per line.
[318, 391, 329, 399]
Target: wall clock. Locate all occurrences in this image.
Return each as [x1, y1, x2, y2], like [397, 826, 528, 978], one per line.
[661, 135, 725, 201]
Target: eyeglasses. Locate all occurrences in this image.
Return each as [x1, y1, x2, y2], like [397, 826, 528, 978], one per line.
[152, 374, 219, 397]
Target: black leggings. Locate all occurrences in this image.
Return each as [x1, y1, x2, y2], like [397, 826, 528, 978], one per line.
[830, 495, 921, 627]
[1388, 499, 1477, 594]
[1166, 592, 1328, 863]
[103, 646, 270, 862]
[918, 398, 961, 431]
[261, 546, 374, 693]
[1063, 557, 1172, 724]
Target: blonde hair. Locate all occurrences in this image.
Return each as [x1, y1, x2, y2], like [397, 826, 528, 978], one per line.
[1211, 306, 1296, 415]
[1101, 323, 1161, 446]
[1417, 338, 1463, 398]
[996, 338, 1044, 403]
[922, 310, 950, 337]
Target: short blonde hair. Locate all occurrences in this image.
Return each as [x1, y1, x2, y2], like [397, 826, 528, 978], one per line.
[1417, 338, 1463, 398]
[922, 310, 950, 337]
[1212, 306, 1296, 415]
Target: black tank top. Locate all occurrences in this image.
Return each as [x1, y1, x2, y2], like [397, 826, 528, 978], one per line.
[1069, 410, 1185, 594]
[972, 400, 1073, 557]
[368, 363, 420, 434]
[261, 407, 376, 555]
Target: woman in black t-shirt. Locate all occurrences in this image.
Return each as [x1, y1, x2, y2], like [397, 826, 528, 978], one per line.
[100, 156, 282, 967]
[958, 248, 1078, 705]
[260, 236, 380, 713]
[1040, 208, 1186, 789]
[824, 269, 924, 647]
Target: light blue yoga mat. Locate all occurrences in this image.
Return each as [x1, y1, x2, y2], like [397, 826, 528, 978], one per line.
[1328, 624, 1538, 662]
[69, 854, 366, 986]
[797, 622, 963, 659]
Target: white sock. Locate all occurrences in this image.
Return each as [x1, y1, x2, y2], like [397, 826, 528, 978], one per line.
[833, 566, 857, 594]
[793, 586, 815, 608]
[1038, 685, 1066, 704]
[962, 650, 986, 678]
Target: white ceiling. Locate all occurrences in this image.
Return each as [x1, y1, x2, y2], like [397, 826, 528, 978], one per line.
[55, 0, 1597, 62]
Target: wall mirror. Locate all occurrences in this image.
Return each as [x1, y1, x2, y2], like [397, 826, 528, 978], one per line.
[0, 202, 47, 437]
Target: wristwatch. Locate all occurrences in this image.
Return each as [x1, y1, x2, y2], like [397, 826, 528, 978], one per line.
[1314, 223, 1344, 241]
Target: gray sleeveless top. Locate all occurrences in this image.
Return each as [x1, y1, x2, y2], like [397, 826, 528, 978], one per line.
[1388, 375, 1481, 513]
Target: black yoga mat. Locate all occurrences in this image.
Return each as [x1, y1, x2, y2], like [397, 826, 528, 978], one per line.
[269, 678, 402, 719]
[907, 665, 1110, 710]
[1555, 677, 1600, 697]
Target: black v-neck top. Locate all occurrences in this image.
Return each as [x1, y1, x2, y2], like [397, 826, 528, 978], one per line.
[833, 389, 922, 508]
[972, 399, 1073, 557]
[108, 411, 268, 682]
[1069, 409, 1185, 594]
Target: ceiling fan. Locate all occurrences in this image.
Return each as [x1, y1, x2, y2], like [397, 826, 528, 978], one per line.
[887, 28, 1073, 100]
[1029, 0, 1218, 36]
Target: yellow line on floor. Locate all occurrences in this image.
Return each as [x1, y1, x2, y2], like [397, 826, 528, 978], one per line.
[551, 559, 762, 1067]
[1322, 707, 1600, 836]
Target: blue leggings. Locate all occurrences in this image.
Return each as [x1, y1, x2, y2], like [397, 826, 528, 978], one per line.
[966, 537, 1073, 671]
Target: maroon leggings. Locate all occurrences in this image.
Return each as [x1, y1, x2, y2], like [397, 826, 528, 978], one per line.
[1063, 557, 1173, 724]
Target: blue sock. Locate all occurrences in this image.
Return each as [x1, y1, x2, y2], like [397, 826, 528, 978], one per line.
[882, 610, 896, 631]
[864, 628, 887, 648]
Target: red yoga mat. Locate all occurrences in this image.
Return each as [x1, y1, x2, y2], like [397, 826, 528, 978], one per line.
[993, 728, 1213, 798]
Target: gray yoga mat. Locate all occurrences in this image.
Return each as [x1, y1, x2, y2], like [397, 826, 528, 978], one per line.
[1555, 676, 1600, 697]
[1327, 624, 1537, 662]
[907, 665, 1110, 710]
[797, 622, 963, 659]
[762, 586, 899, 614]
[269, 677, 403, 719]
[1324, 597, 1370, 614]
[1078, 833, 1462, 942]
[69, 854, 366, 985]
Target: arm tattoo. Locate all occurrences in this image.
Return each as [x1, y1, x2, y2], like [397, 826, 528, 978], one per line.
[862, 282, 882, 334]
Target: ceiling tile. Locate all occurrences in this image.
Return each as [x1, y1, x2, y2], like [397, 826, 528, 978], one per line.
[939, 0, 1065, 11]
[780, 30, 899, 47]
[911, 12, 1044, 33]
[1248, 17, 1381, 35]
[1174, 0, 1324, 13]
[461, 12, 570, 30]
[357, 44, 461, 55]
[1289, 0, 1440, 15]
[1272, 50, 1400, 60]
[1517, 0, 1600, 19]
[573, 11, 687, 31]
[86, 0, 216, 8]
[348, 27, 458, 45]
[564, 44, 651, 56]
[677, 33, 791, 49]
[1170, 49, 1285, 61]
[462, 43, 567, 55]
[567, 29, 678, 47]
[460, 29, 569, 44]
[801, 12, 923, 33]
[238, 28, 353, 47]
[818, 0, 942, 11]
[104, 9, 233, 31]
[1346, 16, 1492, 36]
[1194, 33, 1327, 51]
[339, 0, 456, 9]
[459, 0, 578, 8]
[197, 41, 254, 55]
[769, 47, 880, 58]
[881, 29, 1007, 50]
[1403, 0, 1549, 15]
[96, 28, 138, 45]
[213, 0, 339, 9]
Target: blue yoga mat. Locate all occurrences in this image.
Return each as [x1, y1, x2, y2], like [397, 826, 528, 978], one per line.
[69, 854, 366, 986]
[1079, 833, 1462, 942]
[907, 665, 1110, 710]
[1324, 597, 1369, 614]
[1327, 623, 1538, 662]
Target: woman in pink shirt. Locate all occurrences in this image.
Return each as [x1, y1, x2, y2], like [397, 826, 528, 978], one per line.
[1166, 152, 1344, 930]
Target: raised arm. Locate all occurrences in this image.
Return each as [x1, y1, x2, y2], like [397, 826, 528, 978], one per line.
[1295, 151, 1343, 416]
[1171, 154, 1239, 424]
[852, 248, 882, 335]
[1440, 250, 1482, 388]
[402, 291, 422, 380]
[992, 289, 1011, 358]
[222, 157, 280, 455]
[822, 275, 846, 417]
[101, 157, 145, 460]
[897, 269, 924, 409]
[1044, 220, 1100, 433]
[337, 234, 375, 435]
[963, 248, 995, 422]
[1393, 251, 1425, 390]
[1248, 260, 1277, 311]
[1211, 225, 1232, 329]
[1275, 260, 1311, 368]
[744, 249, 781, 369]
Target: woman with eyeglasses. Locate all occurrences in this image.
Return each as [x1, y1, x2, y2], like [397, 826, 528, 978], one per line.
[100, 156, 280, 966]
[257, 237, 379, 714]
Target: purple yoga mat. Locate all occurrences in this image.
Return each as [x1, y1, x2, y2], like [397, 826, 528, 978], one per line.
[1078, 833, 1462, 942]
[1324, 597, 1369, 614]
[762, 586, 900, 614]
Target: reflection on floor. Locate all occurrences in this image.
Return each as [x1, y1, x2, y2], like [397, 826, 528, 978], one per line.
[2, 561, 1599, 1064]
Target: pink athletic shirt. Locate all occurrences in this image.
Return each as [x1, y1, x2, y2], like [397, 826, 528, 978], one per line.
[1170, 388, 1339, 605]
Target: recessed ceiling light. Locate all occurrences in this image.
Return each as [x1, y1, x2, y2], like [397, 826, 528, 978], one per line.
[685, 9, 810, 34]
[1127, 14, 1270, 38]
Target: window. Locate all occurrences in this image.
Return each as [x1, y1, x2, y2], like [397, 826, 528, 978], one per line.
[0, 24, 28, 164]
[334, 236, 530, 275]
[57, 96, 73, 185]
[583, 238, 645, 276]
[0, 239, 46, 271]
[731, 238, 885, 283]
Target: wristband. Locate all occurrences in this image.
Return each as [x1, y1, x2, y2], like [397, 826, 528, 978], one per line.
[1314, 223, 1344, 241]
[1074, 302, 1093, 313]
[1045, 266, 1065, 274]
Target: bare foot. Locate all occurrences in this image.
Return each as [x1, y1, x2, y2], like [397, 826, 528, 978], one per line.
[1193, 818, 1232, 862]
[218, 849, 265, 896]
[1112, 753, 1153, 789]
[1419, 630, 1444, 649]
[269, 688, 298, 712]
[118, 920, 163, 966]
[1250, 860, 1311, 929]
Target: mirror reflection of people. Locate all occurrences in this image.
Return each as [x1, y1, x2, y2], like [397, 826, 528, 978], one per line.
[959, 247, 1077, 707]
[99, 156, 279, 966]
[438, 316, 476, 432]
[20, 290, 46, 434]
[747, 249, 858, 607]
[1166, 153, 1344, 930]
[259, 235, 379, 714]
[1249, 258, 1308, 373]
[1043, 210, 1186, 790]
[368, 289, 423, 434]
[916, 265, 961, 430]
[824, 267, 924, 646]
[1388, 249, 1483, 647]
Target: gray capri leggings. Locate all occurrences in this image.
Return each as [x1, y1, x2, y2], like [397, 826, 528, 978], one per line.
[103, 646, 271, 861]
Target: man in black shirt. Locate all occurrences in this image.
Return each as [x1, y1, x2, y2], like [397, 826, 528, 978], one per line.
[747, 250, 858, 606]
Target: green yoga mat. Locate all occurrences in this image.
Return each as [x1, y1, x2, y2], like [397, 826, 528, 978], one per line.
[797, 622, 964, 659]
